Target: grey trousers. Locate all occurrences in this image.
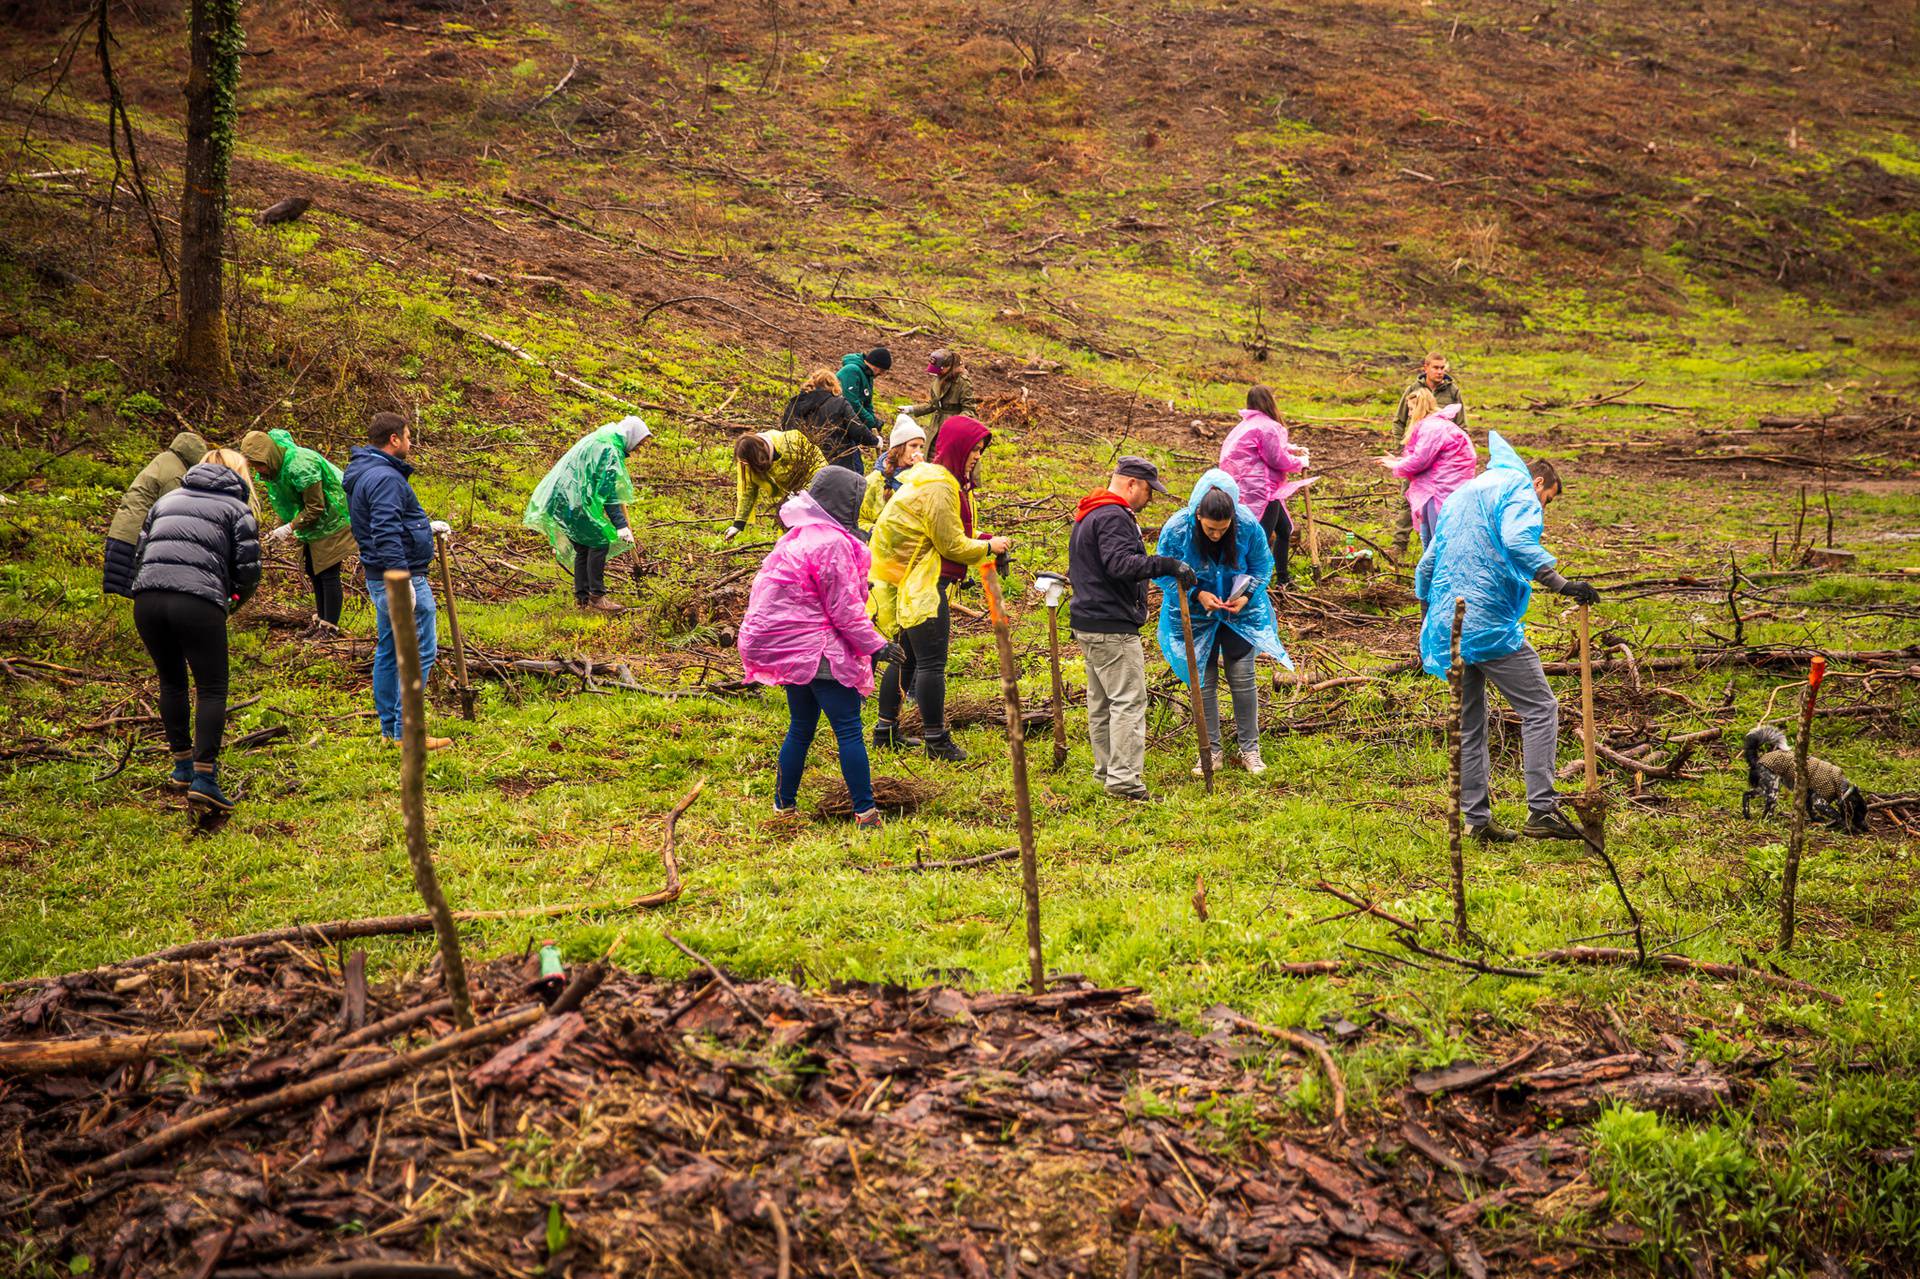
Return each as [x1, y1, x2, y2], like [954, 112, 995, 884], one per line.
[1201, 646, 1261, 754]
[1077, 630, 1148, 797]
[1461, 645, 1560, 826]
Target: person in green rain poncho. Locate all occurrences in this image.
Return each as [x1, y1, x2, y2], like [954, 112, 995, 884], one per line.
[523, 416, 652, 613]
[238, 429, 354, 630]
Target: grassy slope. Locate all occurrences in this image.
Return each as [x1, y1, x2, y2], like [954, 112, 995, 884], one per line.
[2, 0, 1920, 1265]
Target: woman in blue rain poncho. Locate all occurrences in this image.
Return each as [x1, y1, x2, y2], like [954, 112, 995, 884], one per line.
[1154, 469, 1292, 775]
[524, 416, 651, 612]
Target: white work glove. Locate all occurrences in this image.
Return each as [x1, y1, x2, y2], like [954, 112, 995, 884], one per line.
[616, 527, 634, 544]
[1290, 447, 1311, 469]
[430, 520, 451, 539]
[265, 523, 293, 544]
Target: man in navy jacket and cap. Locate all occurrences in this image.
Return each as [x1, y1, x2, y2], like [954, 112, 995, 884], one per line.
[1067, 456, 1196, 802]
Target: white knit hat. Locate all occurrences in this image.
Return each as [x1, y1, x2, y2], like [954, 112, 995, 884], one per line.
[889, 414, 926, 450]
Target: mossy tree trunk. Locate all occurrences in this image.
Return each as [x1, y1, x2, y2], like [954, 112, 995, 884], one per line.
[177, 0, 242, 384]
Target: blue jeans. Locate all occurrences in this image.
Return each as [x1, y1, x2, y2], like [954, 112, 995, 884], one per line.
[367, 574, 438, 738]
[778, 678, 873, 815]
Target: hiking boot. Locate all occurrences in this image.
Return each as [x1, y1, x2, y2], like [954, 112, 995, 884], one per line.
[854, 809, 883, 831]
[1107, 786, 1153, 803]
[383, 734, 454, 751]
[187, 767, 235, 815]
[924, 733, 968, 762]
[872, 721, 922, 751]
[1240, 747, 1267, 775]
[1522, 810, 1585, 842]
[581, 596, 624, 614]
[1468, 820, 1519, 844]
[166, 754, 194, 792]
[1191, 750, 1225, 778]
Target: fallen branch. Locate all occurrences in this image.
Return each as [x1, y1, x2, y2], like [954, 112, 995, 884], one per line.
[1528, 947, 1842, 1006]
[1218, 1009, 1346, 1131]
[69, 1003, 545, 1181]
[1393, 934, 1545, 979]
[891, 847, 1019, 872]
[1308, 882, 1421, 933]
[0, 1029, 218, 1076]
[662, 930, 767, 1028]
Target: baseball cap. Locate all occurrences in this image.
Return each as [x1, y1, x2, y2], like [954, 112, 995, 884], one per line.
[1114, 455, 1170, 496]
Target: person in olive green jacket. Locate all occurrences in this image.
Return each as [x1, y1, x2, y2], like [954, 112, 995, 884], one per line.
[240, 429, 356, 628]
[103, 431, 209, 598]
[902, 348, 977, 451]
[725, 430, 826, 540]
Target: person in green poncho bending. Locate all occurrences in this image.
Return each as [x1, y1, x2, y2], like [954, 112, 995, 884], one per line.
[239, 429, 354, 631]
[524, 416, 653, 613]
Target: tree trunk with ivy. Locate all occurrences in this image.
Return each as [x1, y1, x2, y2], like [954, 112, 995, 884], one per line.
[177, 0, 242, 383]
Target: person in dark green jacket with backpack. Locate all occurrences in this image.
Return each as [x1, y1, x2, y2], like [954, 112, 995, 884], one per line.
[836, 348, 891, 464]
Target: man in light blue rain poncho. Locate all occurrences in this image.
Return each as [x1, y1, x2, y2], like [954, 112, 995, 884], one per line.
[524, 416, 651, 613]
[1155, 469, 1292, 775]
[1415, 433, 1601, 843]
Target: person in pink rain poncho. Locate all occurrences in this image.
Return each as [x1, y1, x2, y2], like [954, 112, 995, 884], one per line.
[1217, 384, 1312, 588]
[737, 467, 900, 829]
[1376, 387, 1477, 549]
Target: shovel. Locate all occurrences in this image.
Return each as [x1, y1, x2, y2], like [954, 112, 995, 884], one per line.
[1571, 602, 1603, 846]
[434, 529, 475, 720]
[1176, 587, 1213, 794]
[1033, 572, 1071, 769]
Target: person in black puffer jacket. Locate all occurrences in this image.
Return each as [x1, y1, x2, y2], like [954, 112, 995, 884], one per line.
[781, 367, 877, 473]
[128, 449, 263, 816]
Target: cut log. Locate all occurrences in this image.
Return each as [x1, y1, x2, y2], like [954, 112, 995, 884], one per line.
[0, 1029, 219, 1076]
[256, 196, 312, 225]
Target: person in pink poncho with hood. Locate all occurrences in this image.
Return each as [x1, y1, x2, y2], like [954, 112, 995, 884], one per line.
[1375, 386, 1477, 550]
[1217, 385, 1311, 589]
[737, 467, 902, 829]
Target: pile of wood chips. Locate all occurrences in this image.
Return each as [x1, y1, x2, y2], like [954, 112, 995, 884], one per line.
[0, 945, 1750, 1277]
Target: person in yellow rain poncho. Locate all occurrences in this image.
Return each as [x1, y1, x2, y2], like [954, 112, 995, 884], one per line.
[725, 429, 825, 540]
[866, 415, 1009, 762]
[523, 416, 651, 613]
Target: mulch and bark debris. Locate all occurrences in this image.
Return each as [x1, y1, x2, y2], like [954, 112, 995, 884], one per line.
[0, 947, 1746, 1277]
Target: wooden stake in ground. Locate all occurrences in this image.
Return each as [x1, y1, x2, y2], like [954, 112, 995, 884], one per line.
[434, 529, 475, 720]
[1779, 655, 1827, 953]
[980, 560, 1045, 995]
[1034, 573, 1071, 770]
[384, 570, 474, 1029]
[1176, 589, 1213, 793]
[1300, 483, 1324, 580]
[1447, 597, 1468, 943]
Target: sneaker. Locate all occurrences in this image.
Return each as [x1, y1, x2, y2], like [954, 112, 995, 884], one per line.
[925, 733, 968, 763]
[1240, 748, 1266, 775]
[166, 755, 194, 792]
[854, 809, 883, 830]
[1191, 750, 1225, 778]
[187, 769, 235, 814]
[872, 721, 922, 751]
[1522, 810, 1585, 842]
[1467, 820, 1519, 844]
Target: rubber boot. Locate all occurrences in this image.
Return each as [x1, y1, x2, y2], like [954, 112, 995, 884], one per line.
[187, 764, 236, 814]
[924, 732, 968, 763]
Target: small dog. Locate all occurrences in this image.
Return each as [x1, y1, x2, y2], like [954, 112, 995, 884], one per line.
[1741, 725, 1869, 834]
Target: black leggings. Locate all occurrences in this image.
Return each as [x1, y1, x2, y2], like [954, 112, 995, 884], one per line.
[133, 591, 230, 766]
[1260, 501, 1293, 587]
[304, 545, 342, 625]
[877, 577, 952, 735]
[571, 540, 608, 601]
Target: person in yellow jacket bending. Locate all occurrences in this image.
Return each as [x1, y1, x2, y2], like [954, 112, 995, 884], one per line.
[725, 430, 824, 541]
[867, 415, 1010, 762]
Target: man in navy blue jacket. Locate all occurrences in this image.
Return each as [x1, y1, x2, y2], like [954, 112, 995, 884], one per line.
[343, 412, 453, 750]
